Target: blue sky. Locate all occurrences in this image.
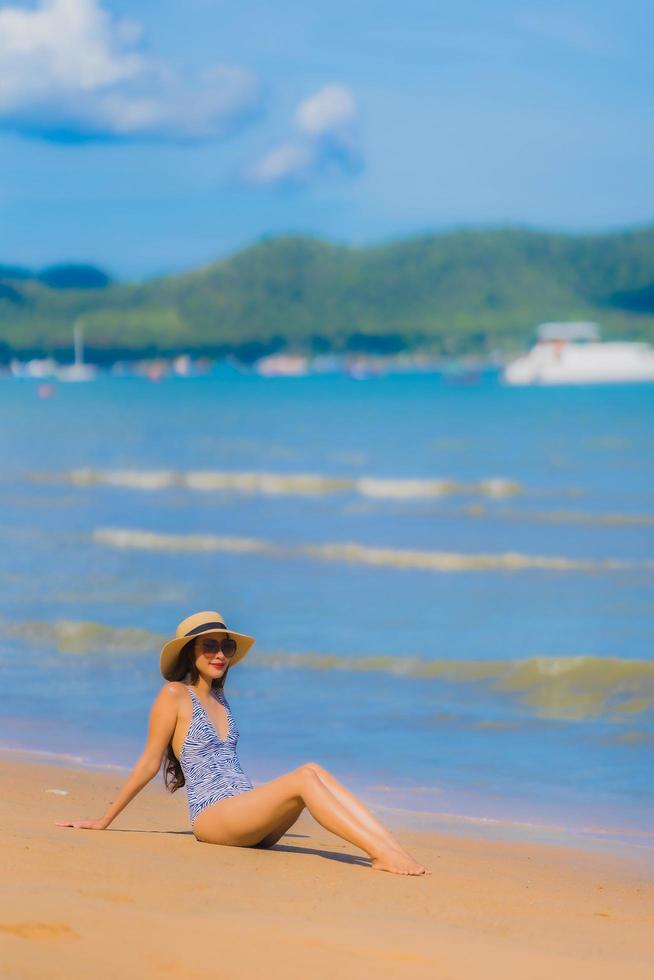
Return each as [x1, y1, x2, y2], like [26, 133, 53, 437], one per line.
[0, 0, 652, 279]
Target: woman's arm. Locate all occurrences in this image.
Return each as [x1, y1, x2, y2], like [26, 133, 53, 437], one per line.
[56, 684, 180, 830]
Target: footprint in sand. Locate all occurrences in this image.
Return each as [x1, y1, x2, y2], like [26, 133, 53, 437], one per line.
[0, 922, 77, 940]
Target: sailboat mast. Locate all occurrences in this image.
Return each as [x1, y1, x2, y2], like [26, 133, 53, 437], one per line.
[73, 321, 84, 366]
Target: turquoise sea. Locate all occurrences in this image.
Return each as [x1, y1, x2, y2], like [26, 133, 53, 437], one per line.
[1, 368, 653, 849]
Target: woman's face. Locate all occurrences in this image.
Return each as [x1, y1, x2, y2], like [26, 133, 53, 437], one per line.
[193, 635, 231, 681]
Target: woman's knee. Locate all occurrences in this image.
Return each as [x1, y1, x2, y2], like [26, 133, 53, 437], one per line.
[302, 761, 330, 782]
[295, 763, 323, 796]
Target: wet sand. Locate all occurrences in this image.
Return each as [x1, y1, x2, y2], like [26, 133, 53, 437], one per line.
[1, 756, 652, 979]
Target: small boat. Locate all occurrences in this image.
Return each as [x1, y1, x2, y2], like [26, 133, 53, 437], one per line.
[10, 357, 57, 379]
[503, 322, 654, 386]
[56, 320, 96, 382]
[254, 354, 309, 377]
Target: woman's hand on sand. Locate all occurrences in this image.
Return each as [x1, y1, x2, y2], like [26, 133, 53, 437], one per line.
[55, 818, 109, 830]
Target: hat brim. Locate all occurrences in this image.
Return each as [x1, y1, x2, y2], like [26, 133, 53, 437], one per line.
[160, 628, 255, 680]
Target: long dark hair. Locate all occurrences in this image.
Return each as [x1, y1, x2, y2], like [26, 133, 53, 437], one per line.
[162, 638, 229, 794]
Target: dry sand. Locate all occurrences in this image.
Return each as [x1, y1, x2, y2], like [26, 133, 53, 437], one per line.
[1, 756, 652, 979]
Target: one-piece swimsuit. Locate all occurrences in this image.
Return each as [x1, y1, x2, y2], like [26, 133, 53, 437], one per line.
[180, 685, 254, 826]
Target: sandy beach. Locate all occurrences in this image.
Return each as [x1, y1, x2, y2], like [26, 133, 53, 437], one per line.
[1, 756, 652, 979]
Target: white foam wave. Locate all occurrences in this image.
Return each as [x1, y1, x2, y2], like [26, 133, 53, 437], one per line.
[93, 527, 281, 555]
[37, 468, 524, 500]
[354, 476, 522, 499]
[92, 526, 644, 574]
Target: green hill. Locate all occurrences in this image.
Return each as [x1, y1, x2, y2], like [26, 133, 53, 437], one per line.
[1, 226, 653, 361]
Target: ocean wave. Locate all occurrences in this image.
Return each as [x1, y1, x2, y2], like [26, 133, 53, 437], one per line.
[34, 467, 523, 500]
[304, 541, 632, 572]
[2, 611, 652, 723]
[1, 617, 164, 655]
[28, 469, 654, 525]
[246, 650, 654, 722]
[354, 476, 522, 499]
[93, 526, 641, 573]
[93, 527, 283, 556]
[459, 504, 654, 527]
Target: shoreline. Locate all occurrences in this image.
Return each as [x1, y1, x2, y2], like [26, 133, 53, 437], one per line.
[1, 755, 652, 979]
[2, 743, 653, 869]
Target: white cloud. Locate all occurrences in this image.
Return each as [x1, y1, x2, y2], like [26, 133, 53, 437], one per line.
[294, 84, 356, 137]
[249, 141, 314, 185]
[0, 0, 261, 140]
[250, 83, 361, 186]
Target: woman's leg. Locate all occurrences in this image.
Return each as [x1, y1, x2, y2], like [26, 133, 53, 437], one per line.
[193, 764, 430, 875]
[253, 798, 305, 849]
[253, 763, 401, 851]
[304, 763, 408, 856]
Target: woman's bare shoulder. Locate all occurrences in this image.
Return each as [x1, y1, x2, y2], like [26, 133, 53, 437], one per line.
[152, 681, 188, 707]
[147, 683, 189, 728]
[160, 681, 187, 698]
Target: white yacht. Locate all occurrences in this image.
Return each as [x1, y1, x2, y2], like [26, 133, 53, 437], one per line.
[503, 321, 654, 386]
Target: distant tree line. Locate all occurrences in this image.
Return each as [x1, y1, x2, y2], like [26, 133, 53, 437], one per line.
[0, 227, 652, 362]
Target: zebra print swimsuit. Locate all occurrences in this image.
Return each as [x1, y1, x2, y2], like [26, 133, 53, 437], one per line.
[180, 685, 254, 826]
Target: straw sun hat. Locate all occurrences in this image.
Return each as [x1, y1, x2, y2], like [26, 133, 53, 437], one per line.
[159, 610, 256, 680]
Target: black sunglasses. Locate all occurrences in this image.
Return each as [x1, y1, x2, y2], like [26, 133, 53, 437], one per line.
[198, 636, 238, 658]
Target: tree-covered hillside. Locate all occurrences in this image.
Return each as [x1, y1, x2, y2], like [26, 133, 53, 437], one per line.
[1, 226, 653, 361]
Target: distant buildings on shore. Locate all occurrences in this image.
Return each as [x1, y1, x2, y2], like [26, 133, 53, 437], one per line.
[7, 320, 654, 385]
[1, 350, 502, 382]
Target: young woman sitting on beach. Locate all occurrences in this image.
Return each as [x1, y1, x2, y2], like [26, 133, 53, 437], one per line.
[57, 610, 431, 876]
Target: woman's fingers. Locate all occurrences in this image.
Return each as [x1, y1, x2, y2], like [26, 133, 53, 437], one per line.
[54, 819, 106, 830]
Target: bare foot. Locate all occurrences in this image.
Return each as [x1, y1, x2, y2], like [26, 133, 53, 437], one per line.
[371, 845, 431, 875]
